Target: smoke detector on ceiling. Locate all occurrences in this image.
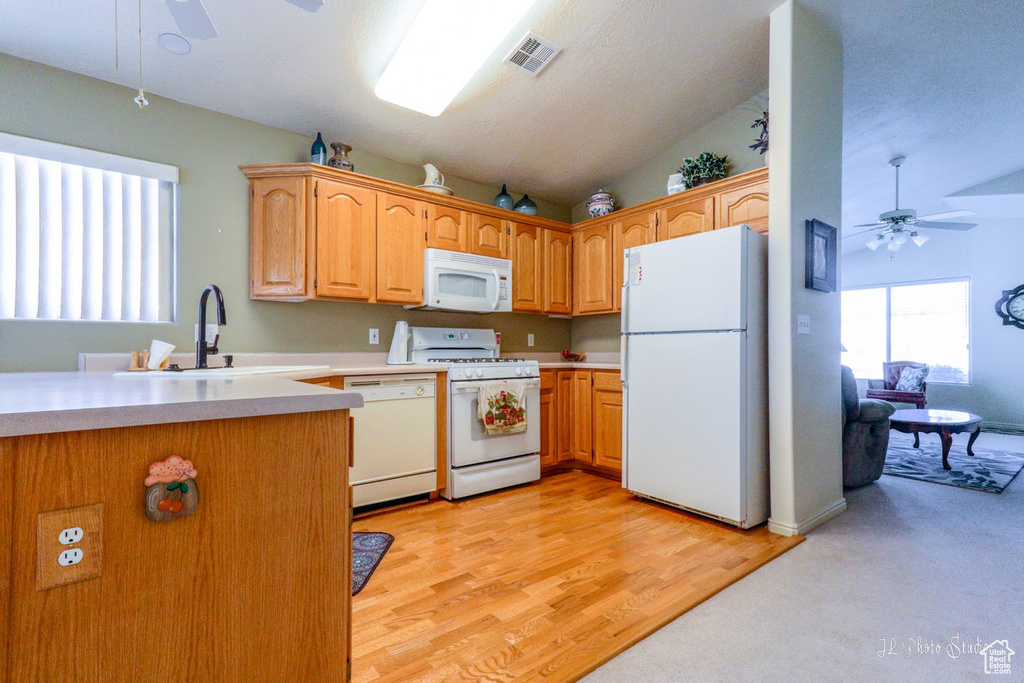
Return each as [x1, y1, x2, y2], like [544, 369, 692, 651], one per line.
[504, 32, 561, 76]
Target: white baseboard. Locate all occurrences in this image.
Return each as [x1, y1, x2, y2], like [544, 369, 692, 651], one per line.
[768, 497, 847, 536]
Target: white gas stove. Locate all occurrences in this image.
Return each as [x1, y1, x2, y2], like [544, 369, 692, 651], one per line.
[408, 327, 541, 499]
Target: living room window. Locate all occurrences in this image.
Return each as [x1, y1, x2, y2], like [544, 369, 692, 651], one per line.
[0, 132, 178, 322]
[842, 278, 970, 384]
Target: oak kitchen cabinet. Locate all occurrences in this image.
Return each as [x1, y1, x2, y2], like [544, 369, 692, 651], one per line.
[543, 229, 573, 315]
[573, 225, 614, 315]
[376, 193, 425, 305]
[511, 223, 543, 313]
[539, 369, 623, 476]
[242, 164, 766, 313]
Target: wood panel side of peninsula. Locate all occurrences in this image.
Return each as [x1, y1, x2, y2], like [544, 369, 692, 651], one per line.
[0, 410, 351, 682]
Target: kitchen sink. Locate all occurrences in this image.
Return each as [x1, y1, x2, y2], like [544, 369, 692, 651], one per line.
[113, 365, 332, 379]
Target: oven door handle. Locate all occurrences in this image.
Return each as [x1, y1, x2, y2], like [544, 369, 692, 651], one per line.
[453, 379, 541, 391]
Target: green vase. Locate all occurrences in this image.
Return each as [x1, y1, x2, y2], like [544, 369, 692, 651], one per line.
[310, 132, 327, 165]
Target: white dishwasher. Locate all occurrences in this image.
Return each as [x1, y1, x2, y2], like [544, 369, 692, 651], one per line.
[345, 373, 437, 507]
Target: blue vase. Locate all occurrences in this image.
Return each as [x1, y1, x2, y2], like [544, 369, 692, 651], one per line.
[494, 184, 514, 210]
[513, 194, 538, 215]
[310, 132, 327, 165]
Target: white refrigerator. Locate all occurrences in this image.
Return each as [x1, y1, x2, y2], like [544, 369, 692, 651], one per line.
[621, 224, 768, 528]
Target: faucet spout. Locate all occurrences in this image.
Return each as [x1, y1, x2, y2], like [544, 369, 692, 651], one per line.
[196, 284, 227, 369]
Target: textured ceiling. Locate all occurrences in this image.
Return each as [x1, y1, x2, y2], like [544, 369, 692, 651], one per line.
[798, 0, 1024, 250]
[2, 0, 1022, 221]
[0, 0, 779, 205]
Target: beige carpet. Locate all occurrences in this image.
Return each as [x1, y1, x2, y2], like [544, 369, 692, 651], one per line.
[583, 430, 1024, 682]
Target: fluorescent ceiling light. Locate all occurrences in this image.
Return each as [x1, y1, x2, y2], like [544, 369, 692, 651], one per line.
[375, 0, 537, 117]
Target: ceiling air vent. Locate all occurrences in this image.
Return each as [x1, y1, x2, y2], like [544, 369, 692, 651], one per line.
[504, 32, 561, 76]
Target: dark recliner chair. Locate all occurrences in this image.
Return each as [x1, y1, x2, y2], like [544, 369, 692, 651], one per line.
[842, 365, 896, 488]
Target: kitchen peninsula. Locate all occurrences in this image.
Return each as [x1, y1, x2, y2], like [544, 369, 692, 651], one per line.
[0, 372, 361, 681]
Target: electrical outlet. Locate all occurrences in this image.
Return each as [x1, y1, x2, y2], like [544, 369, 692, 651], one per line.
[369, 328, 379, 345]
[59, 527, 84, 545]
[37, 504, 103, 591]
[527, 333, 535, 347]
[58, 548, 84, 566]
[797, 314, 811, 335]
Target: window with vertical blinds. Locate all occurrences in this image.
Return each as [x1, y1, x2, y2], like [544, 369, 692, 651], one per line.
[0, 132, 177, 322]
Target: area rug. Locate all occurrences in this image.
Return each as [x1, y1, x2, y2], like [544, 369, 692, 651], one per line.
[352, 532, 394, 595]
[883, 439, 1024, 493]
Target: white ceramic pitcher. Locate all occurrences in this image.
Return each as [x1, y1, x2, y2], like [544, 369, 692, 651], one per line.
[422, 163, 445, 187]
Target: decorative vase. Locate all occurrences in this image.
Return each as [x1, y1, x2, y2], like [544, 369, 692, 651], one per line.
[586, 189, 615, 217]
[513, 194, 538, 215]
[310, 132, 327, 165]
[494, 184, 514, 210]
[328, 142, 354, 171]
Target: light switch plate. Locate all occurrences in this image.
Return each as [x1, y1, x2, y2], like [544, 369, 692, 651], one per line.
[37, 504, 103, 591]
[527, 334, 535, 347]
[369, 328, 379, 345]
[797, 314, 811, 335]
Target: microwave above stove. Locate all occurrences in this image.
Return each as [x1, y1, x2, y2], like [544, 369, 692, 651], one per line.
[408, 248, 512, 313]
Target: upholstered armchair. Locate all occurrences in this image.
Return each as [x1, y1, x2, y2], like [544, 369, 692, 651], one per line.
[842, 365, 896, 488]
[865, 360, 928, 409]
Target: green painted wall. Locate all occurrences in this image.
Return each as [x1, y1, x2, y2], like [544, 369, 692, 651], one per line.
[570, 92, 769, 223]
[570, 91, 769, 353]
[0, 54, 571, 371]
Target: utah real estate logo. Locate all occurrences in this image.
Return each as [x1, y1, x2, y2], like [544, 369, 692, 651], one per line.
[980, 639, 1014, 675]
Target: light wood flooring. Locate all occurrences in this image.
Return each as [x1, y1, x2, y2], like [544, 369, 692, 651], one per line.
[351, 471, 802, 682]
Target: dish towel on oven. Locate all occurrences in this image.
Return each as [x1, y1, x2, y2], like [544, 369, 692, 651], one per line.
[477, 380, 528, 435]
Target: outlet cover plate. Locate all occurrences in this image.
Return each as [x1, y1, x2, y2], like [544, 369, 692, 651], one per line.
[37, 504, 103, 591]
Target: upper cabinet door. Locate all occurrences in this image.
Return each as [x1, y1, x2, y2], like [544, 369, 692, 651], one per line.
[250, 176, 310, 299]
[315, 179, 377, 301]
[469, 213, 508, 259]
[612, 212, 657, 311]
[510, 222, 543, 313]
[717, 176, 769, 233]
[573, 224, 614, 315]
[658, 195, 715, 241]
[543, 229, 572, 315]
[377, 193, 426, 304]
[427, 204, 468, 252]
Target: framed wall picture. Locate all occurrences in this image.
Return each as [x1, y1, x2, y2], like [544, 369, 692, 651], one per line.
[805, 219, 837, 292]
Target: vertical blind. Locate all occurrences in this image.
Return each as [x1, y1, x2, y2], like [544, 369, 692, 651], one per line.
[0, 132, 177, 322]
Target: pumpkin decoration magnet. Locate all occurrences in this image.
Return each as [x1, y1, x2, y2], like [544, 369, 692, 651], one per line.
[144, 456, 199, 522]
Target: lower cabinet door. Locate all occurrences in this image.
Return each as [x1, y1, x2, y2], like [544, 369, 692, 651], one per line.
[591, 371, 623, 473]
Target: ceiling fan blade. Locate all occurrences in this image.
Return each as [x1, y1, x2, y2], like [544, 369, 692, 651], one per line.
[164, 0, 218, 39]
[916, 209, 976, 222]
[287, 0, 325, 11]
[915, 221, 978, 231]
[842, 226, 886, 239]
[853, 221, 887, 228]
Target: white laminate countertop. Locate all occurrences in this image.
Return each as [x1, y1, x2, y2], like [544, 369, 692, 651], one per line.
[0, 372, 364, 438]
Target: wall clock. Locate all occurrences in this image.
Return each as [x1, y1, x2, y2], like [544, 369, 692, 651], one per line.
[995, 284, 1024, 330]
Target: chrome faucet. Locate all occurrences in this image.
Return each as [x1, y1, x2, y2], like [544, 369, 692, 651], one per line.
[196, 284, 227, 369]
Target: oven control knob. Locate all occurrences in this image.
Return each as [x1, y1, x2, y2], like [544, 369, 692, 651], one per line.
[524, 367, 533, 376]
[475, 369, 483, 378]
[515, 367, 523, 376]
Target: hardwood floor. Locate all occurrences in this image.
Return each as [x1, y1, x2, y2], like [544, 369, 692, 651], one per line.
[351, 471, 802, 682]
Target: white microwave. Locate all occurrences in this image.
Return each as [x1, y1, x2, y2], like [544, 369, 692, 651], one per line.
[411, 248, 512, 313]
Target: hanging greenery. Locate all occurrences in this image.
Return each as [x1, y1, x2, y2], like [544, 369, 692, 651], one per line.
[678, 152, 729, 188]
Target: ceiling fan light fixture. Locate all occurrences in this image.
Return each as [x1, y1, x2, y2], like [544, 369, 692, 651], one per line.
[866, 236, 884, 250]
[911, 232, 930, 247]
[374, 0, 537, 117]
[158, 32, 191, 55]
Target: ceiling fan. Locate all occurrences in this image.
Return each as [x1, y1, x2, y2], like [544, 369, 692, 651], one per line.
[846, 156, 977, 254]
[162, 0, 324, 40]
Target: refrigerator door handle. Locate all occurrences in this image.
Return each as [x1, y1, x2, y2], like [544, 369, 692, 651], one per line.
[620, 334, 627, 387]
[620, 250, 630, 335]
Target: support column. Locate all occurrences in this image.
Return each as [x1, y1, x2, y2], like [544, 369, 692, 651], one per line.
[767, 1, 846, 536]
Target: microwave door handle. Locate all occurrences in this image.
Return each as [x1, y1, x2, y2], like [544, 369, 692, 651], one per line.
[491, 269, 500, 310]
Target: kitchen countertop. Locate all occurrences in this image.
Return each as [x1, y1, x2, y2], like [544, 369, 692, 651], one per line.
[0, 372, 363, 438]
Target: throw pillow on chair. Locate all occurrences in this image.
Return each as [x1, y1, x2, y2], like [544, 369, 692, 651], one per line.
[895, 365, 929, 392]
